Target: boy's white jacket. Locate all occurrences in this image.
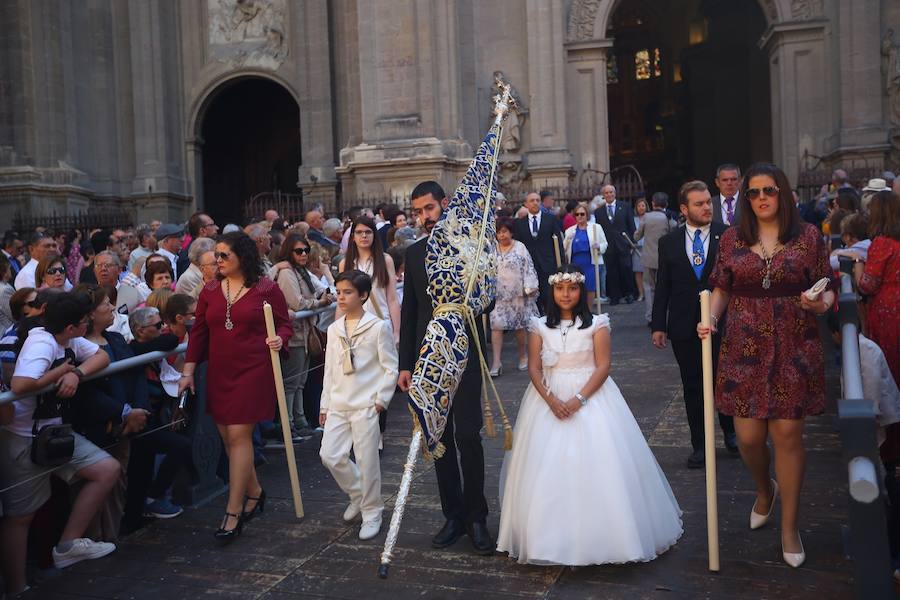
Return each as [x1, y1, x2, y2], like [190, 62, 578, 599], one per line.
[320, 311, 399, 413]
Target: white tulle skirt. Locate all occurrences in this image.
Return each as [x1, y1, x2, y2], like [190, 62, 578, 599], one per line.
[497, 367, 683, 566]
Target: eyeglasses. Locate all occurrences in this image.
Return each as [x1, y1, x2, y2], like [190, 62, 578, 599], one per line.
[354, 230, 374, 237]
[46, 266, 66, 275]
[746, 186, 780, 200]
[96, 263, 116, 271]
[144, 321, 164, 330]
[25, 300, 41, 308]
[214, 252, 231, 261]
[293, 247, 311, 255]
[574, 212, 587, 217]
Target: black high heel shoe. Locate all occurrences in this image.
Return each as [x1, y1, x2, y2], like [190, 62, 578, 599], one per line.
[214, 511, 243, 542]
[241, 489, 266, 523]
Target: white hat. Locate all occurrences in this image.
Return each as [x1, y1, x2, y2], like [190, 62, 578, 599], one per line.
[862, 178, 890, 192]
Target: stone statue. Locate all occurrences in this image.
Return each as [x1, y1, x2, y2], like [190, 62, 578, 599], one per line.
[208, 0, 287, 68]
[882, 29, 900, 125]
[491, 71, 526, 155]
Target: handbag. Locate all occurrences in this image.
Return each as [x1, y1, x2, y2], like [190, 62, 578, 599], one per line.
[30, 350, 76, 467]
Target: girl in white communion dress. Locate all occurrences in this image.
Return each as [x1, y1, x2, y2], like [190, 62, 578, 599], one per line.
[497, 265, 683, 566]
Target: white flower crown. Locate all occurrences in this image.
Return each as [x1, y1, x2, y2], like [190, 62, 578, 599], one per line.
[548, 272, 585, 285]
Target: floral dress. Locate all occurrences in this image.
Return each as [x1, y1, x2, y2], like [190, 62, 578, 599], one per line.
[859, 236, 900, 386]
[709, 224, 836, 419]
[490, 240, 539, 331]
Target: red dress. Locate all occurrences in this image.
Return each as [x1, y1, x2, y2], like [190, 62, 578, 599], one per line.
[859, 236, 900, 386]
[709, 224, 836, 419]
[185, 278, 293, 425]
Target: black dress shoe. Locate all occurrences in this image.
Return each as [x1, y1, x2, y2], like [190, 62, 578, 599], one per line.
[432, 519, 465, 549]
[724, 432, 739, 454]
[609, 299, 620, 306]
[466, 521, 496, 556]
[214, 511, 243, 542]
[241, 489, 266, 523]
[624, 295, 635, 304]
[686, 449, 705, 469]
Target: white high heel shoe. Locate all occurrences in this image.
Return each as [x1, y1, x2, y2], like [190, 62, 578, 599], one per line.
[749, 478, 778, 530]
[782, 532, 806, 568]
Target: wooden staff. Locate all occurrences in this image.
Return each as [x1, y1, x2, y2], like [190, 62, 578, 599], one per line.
[699, 290, 719, 571]
[553, 234, 562, 268]
[263, 301, 304, 518]
[593, 224, 602, 314]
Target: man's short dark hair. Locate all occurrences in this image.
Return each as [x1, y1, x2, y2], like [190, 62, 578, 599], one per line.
[410, 181, 446, 203]
[187, 212, 209, 238]
[90, 229, 113, 255]
[162, 293, 196, 324]
[27, 231, 48, 248]
[43, 291, 92, 334]
[347, 206, 365, 221]
[3, 232, 20, 250]
[335, 269, 373, 300]
[651, 192, 669, 209]
[539, 190, 554, 201]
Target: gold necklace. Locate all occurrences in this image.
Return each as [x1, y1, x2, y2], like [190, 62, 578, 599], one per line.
[758, 240, 781, 290]
[224, 278, 246, 331]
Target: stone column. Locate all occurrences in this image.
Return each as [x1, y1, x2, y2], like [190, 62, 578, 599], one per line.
[564, 39, 613, 177]
[763, 20, 830, 183]
[524, 0, 572, 188]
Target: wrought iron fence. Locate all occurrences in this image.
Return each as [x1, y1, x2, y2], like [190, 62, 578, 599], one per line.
[11, 208, 134, 236]
[243, 191, 305, 224]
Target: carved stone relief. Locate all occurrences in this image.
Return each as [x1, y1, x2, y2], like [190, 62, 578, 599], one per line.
[883, 29, 900, 126]
[566, 0, 601, 42]
[790, 0, 824, 20]
[208, 0, 287, 69]
[491, 72, 528, 192]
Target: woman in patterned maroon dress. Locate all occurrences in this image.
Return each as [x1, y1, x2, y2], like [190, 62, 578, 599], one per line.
[179, 231, 292, 541]
[698, 163, 836, 568]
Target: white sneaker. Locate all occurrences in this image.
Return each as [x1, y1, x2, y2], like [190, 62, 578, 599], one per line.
[359, 517, 382, 540]
[342, 502, 361, 522]
[52, 538, 116, 569]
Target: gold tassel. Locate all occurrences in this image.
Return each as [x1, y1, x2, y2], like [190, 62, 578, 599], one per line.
[484, 411, 496, 438]
[503, 425, 513, 451]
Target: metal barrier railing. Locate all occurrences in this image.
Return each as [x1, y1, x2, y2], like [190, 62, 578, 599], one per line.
[835, 257, 893, 599]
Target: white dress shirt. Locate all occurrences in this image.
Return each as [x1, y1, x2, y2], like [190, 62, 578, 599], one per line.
[719, 193, 739, 226]
[684, 223, 712, 263]
[604, 201, 617, 220]
[157, 247, 179, 276]
[528, 211, 543, 235]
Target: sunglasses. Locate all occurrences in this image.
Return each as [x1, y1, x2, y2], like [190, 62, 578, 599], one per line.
[574, 212, 587, 217]
[293, 247, 311, 255]
[143, 321, 164, 330]
[214, 252, 231, 261]
[746, 186, 780, 200]
[26, 300, 41, 308]
[46, 266, 66, 275]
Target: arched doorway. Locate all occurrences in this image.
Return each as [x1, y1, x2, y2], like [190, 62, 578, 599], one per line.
[605, 0, 771, 197]
[199, 77, 301, 225]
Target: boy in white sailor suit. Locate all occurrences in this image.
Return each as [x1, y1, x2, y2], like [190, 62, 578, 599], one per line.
[319, 269, 398, 540]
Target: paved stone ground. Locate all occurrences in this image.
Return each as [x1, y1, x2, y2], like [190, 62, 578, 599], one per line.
[26, 301, 854, 599]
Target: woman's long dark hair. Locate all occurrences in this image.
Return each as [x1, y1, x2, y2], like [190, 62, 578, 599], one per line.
[217, 231, 264, 286]
[736, 162, 802, 245]
[544, 264, 593, 330]
[868, 190, 900, 241]
[343, 216, 389, 289]
[278, 232, 314, 291]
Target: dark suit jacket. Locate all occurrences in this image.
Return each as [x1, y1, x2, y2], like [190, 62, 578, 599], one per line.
[4, 253, 21, 281]
[512, 213, 563, 275]
[594, 201, 636, 255]
[651, 222, 727, 341]
[712, 193, 741, 226]
[399, 237, 486, 375]
[176, 248, 190, 280]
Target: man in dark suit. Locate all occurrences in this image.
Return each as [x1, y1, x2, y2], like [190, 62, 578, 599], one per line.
[398, 180, 494, 555]
[594, 184, 637, 304]
[651, 180, 737, 468]
[2, 233, 23, 283]
[712, 163, 742, 227]
[513, 192, 563, 314]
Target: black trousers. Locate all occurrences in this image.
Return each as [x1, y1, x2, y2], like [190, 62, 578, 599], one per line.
[603, 249, 634, 302]
[535, 268, 551, 316]
[671, 337, 735, 451]
[434, 366, 488, 524]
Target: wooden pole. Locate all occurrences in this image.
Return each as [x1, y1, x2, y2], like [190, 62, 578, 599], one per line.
[699, 290, 719, 571]
[593, 224, 602, 314]
[553, 234, 562, 268]
[263, 301, 304, 518]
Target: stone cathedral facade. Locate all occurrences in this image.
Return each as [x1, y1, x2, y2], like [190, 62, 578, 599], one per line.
[1, 0, 899, 226]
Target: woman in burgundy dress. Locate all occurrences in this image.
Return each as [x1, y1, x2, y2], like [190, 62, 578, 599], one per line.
[179, 231, 292, 541]
[698, 163, 836, 568]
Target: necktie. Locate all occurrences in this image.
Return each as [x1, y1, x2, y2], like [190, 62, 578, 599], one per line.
[531, 215, 538, 237]
[692, 229, 705, 280]
[607, 205, 614, 220]
[725, 197, 735, 225]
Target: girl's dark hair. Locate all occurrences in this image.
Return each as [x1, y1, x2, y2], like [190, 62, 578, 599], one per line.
[496, 217, 515, 235]
[387, 209, 406, 228]
[217, 231, 265, 285]
[278, 232, 315, 291]
[43, 291, 92, 334]
[868, 191, 900, 241]
[544, 264, 593, 330]
[73, 284, 112, 336]
[335, 269, 372, 302]
[344, 216, 389, 288]
[9, 287, 36, 321]
[162, 293, 196, 324]
[736, 162, 801, 245]
[35, 254, 65, 286]
[144, 260, 173, 287]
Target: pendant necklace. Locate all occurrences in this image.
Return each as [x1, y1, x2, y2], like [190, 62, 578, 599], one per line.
[224, 278, 246, 331]
[559, 319, 574, 352]
[758, 240, 780, 290]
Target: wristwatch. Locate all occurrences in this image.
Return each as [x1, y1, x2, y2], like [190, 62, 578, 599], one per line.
[575, 392, 587, 406]
[72, 367, 85, 381]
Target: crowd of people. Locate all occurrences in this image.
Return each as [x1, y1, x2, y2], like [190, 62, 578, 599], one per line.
[0, 162, 896, 595]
